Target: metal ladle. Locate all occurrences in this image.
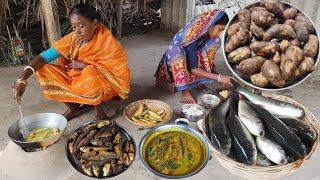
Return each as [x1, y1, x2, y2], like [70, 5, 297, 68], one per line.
[18, 104, 29, 139]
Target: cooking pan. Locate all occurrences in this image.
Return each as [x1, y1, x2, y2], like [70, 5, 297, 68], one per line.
[8, 113, 67, 152]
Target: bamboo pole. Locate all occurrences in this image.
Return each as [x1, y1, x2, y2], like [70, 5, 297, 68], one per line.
[143, 0, 147, 16]
[116, 0, 123, 38]
[0, 0, 7, 30]
[40, 0, 61, 46]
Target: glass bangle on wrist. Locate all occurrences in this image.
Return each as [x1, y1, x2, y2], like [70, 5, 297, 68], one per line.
[218, 74, 221, 83]
[24, 65, 35, 75]
[15, 78, 28, 86]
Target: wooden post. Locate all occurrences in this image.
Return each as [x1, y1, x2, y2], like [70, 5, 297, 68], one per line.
[186, 0, 196, 23]
[40, 0, 61, 47]
[116, 0, 124, 38]
[172, 0, 180, 32]
[178, 0, 187, 30]
[0, 0, 6, 30]
[143, 0, 147, 16]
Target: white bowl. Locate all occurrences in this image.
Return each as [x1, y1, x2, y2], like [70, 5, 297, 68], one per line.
[181, 104, 205, 122]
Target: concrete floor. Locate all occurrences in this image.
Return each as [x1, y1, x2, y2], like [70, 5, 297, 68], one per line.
[0, 30, 319, 179]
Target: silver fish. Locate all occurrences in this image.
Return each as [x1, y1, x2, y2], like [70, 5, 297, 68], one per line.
[238, 99, 265, 137]
[256, 153, 273, 166]
[235, 86, 305, 119]
[280, 118, 317, 147]
[251, 103, 307, 160]
[227, 98, 257, 165]
[205, 97, 232, 155]
[256, 136, 287, 165]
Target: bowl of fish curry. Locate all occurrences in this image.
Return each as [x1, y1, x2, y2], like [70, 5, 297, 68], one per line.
[8, 113, 67, 152]
[66, 120, 136, 178]
[139, 120, 210, 178]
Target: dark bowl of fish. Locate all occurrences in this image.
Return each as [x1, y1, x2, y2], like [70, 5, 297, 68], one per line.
[65, 120, 136, 178]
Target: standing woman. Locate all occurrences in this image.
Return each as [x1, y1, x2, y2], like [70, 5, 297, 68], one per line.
[12, 3, 131, 121]
[155, 10, 232, 104]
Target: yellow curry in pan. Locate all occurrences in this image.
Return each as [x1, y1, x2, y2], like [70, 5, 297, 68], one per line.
[27, 128, 60, 142]
[144, 131, 205, 176]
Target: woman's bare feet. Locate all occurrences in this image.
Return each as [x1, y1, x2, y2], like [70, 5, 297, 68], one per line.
[182, 90, 196, 104]
[63, 103, 91, 121]
[94, 104, 108, 121]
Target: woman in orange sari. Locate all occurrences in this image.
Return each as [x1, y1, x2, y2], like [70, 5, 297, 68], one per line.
[12, 3, 130, 121]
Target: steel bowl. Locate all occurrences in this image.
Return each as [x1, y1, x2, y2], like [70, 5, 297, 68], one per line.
[8, 113, 67, 152]
[139, 119, 210, 179]
[201, 94, 221, 109]
[222, 1, 319, 91]
[181, 104, 205, 122]
[65, 121, 136, 178]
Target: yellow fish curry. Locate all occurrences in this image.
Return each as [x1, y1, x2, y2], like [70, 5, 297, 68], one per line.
[144, 131, 205, 176]
[27, 128, 60, 142]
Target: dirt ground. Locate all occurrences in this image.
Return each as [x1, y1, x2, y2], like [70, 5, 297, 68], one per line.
[0, 30, 319, 179]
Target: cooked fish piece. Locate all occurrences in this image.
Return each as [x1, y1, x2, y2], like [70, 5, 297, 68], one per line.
[82, 165, 93, 177]
[122, 153, 130, 166]
[80, 152, 119, 161]
[76, 130, 98, 151]
[92, 165, 101, 177]
[97, 120, 114, 128]
[116, 164, 125, 174]
[113, 133, 122, 144]
[102, 163, 111, 177]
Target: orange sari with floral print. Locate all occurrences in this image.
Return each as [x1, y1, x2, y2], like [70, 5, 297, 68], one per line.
[36, 23, 130, 105]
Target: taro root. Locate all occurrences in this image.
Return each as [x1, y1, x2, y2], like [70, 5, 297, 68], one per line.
[250, 41, 280, 58]
[260, 0, 284, 19]
[227, 22, 241, 37]
[263, 24, 296, 41]
[272, 52, 281, 64]
[283, 8, 298, 20]
[251, 23, 266, 39]
[237, 56, 266, 76]
[280, 40, 290, 52]
[228, 46, 252, 64]
[294, 14, 316, 43]
[261, 61, 285, 87]
[280, 46, 305, 80]
[251, 8, 276, 28]
[225, 29, 252, 53]
[284, 19, 295, 27]
[303, 34, 319, 58]
[238, 9, 251, 30]
[251, 73, 269, 87]
[295, 57, 315, 77]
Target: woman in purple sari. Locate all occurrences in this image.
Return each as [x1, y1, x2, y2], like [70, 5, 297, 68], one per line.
[155, 10, 233, 103]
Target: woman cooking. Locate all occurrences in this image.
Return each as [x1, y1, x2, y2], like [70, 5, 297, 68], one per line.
[12, 3, 131, 121]
[155, 10, 233, 104]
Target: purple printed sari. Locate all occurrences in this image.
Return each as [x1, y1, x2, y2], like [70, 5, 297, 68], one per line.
[155, 10, 227, 91]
